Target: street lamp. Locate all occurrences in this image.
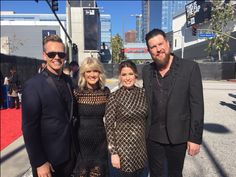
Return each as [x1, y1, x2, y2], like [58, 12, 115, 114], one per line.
[66, 0, 72, 62]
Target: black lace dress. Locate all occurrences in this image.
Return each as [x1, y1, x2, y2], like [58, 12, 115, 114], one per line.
[74, 86, 110, 177]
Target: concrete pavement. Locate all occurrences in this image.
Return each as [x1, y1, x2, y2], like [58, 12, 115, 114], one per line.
[0, 80, 235, 177]
[183, 81, 236, 177]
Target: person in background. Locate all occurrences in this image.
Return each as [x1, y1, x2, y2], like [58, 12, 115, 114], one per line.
[38, 61, 46, 73]
[7, 66, 20, 109]
[105, 60, 148, 177]
[63, 62, 72, 76]
[22, 34, 77, 177]
[69, 61, 79, 88]
[0, 70, 3, 86]
[74, 57, 110, 177]
[143, 28, 204, 177]
[0, 70, 4, 109]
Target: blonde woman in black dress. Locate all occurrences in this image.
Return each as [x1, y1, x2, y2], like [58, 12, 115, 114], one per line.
[74, 57, 110, 177]
[105, 60, 148, 177]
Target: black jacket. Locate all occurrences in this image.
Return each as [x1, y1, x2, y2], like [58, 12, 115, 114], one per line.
[22, 71, 75, 168]
[142, 55, 204, 144]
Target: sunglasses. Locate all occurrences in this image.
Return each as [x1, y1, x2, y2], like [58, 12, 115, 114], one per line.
[46, 52, 66, 59]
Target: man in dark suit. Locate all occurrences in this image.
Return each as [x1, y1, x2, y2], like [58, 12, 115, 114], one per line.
[142, 28, 204, 177]
[22, 34, 77, 177]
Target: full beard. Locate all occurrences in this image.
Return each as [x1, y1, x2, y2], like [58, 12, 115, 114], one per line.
[153, 52, 171, 69]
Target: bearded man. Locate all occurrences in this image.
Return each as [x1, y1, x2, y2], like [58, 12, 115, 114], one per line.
[142, 28, 204, 177]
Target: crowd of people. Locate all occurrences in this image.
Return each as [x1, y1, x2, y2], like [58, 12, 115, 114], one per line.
[21, 29, 204, 177]
[1, 66, 21, 109]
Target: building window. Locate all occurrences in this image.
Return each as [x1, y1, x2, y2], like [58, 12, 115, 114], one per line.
[174, 39, 177, 48]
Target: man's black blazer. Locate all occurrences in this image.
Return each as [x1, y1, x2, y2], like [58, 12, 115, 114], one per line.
[142, 55, 204, 145]
[22, 71, 74, 168]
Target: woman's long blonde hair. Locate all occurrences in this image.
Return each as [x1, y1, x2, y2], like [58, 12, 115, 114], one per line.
[78, 57, 106, 90]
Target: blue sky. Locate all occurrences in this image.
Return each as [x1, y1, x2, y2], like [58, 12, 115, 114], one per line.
[1, 0, 141, 36]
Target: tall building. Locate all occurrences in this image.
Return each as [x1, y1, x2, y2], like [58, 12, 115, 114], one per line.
[100, 14, 111, 48]
[67, 0, 101, 64]
[142, 0, 190, 40]
[134, 14, 142, 43]
[100, 14, 112, 63]
[125, 30, 136, 43]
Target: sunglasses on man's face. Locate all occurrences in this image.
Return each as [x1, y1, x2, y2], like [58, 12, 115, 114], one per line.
[45, 52, 66, 59]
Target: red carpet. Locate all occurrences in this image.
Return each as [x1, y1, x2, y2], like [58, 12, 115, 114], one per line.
[0, 108, 22, 151]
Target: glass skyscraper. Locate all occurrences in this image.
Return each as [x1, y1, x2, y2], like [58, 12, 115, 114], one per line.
[135, 14, 142, 43]
[100, 14, 111, 48]
[142, 0, 190, 40]
[100, 14, 112, 63]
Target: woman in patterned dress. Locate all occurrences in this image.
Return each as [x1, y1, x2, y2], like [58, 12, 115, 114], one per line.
[105, 60, 148, 177]
[74, 57, 110, 177]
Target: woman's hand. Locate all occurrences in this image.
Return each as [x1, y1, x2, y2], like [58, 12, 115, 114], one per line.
[111, 154, 121, 169]
[37, 162, 54, 177]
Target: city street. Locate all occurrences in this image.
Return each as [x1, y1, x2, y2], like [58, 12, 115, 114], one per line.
[183, 81, 236, 177]
[0, 80, 235, 177]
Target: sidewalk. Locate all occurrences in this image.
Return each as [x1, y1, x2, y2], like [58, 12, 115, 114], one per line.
[1, 80, 235, 177]
[183, 80, 236, 177]
[0, 136, 30, 177]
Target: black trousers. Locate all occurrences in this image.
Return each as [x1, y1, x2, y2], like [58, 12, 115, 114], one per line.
[147, 139, 187, 177]
[112, 168, 146, 177]
[32, 159, 75, 177]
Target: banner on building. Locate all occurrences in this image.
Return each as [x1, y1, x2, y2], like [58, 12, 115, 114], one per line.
[83, 8, 100, 51]
[185, 1, 212, 27]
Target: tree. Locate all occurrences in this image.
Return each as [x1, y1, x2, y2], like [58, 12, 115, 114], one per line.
[1, 33, 23, 54]
[207, 0, 235, 61]
[111, 34, 124, 63]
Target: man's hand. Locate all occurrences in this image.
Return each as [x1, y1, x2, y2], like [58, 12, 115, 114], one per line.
[187, 141, 200, 156]
[111, 154, 121, 169]
[37, 162, 54, 177]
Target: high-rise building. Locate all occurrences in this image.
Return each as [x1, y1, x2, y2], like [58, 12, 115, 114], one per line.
[125, 30, 136, 43]
[142, 0, 190, 40]
[100, 14, 111, 48]
[100, 14, 112, 63]
[132, 14, 142, 43]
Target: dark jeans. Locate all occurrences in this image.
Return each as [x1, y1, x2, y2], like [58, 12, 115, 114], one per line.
[147, 139, 187, 177]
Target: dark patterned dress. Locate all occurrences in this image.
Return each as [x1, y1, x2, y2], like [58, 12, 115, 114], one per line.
[105, 86, 148, 174]
[74, 86, 110, 177]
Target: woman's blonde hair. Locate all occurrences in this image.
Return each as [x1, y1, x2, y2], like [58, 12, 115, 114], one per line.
[78, 57, 106, 90]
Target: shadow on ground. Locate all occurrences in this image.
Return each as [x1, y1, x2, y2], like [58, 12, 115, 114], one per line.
[1, 144, 25, 163]
[204, 123, 231, 133]
[202, 141, 229, 177]
[228, 93, 236, 99]
[220, 101, 236, 111]
[202, 123, 231, 176]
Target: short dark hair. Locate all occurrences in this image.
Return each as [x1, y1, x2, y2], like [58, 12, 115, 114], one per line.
[145, 28, 167, 48]
[43, 34, 64, 51]
[118, 60, 138, 78]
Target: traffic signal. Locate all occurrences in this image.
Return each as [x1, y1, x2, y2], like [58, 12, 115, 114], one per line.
[192, 25, 197, 36]
[120, 48, 125, 59]
[51, 0, 58, 12]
